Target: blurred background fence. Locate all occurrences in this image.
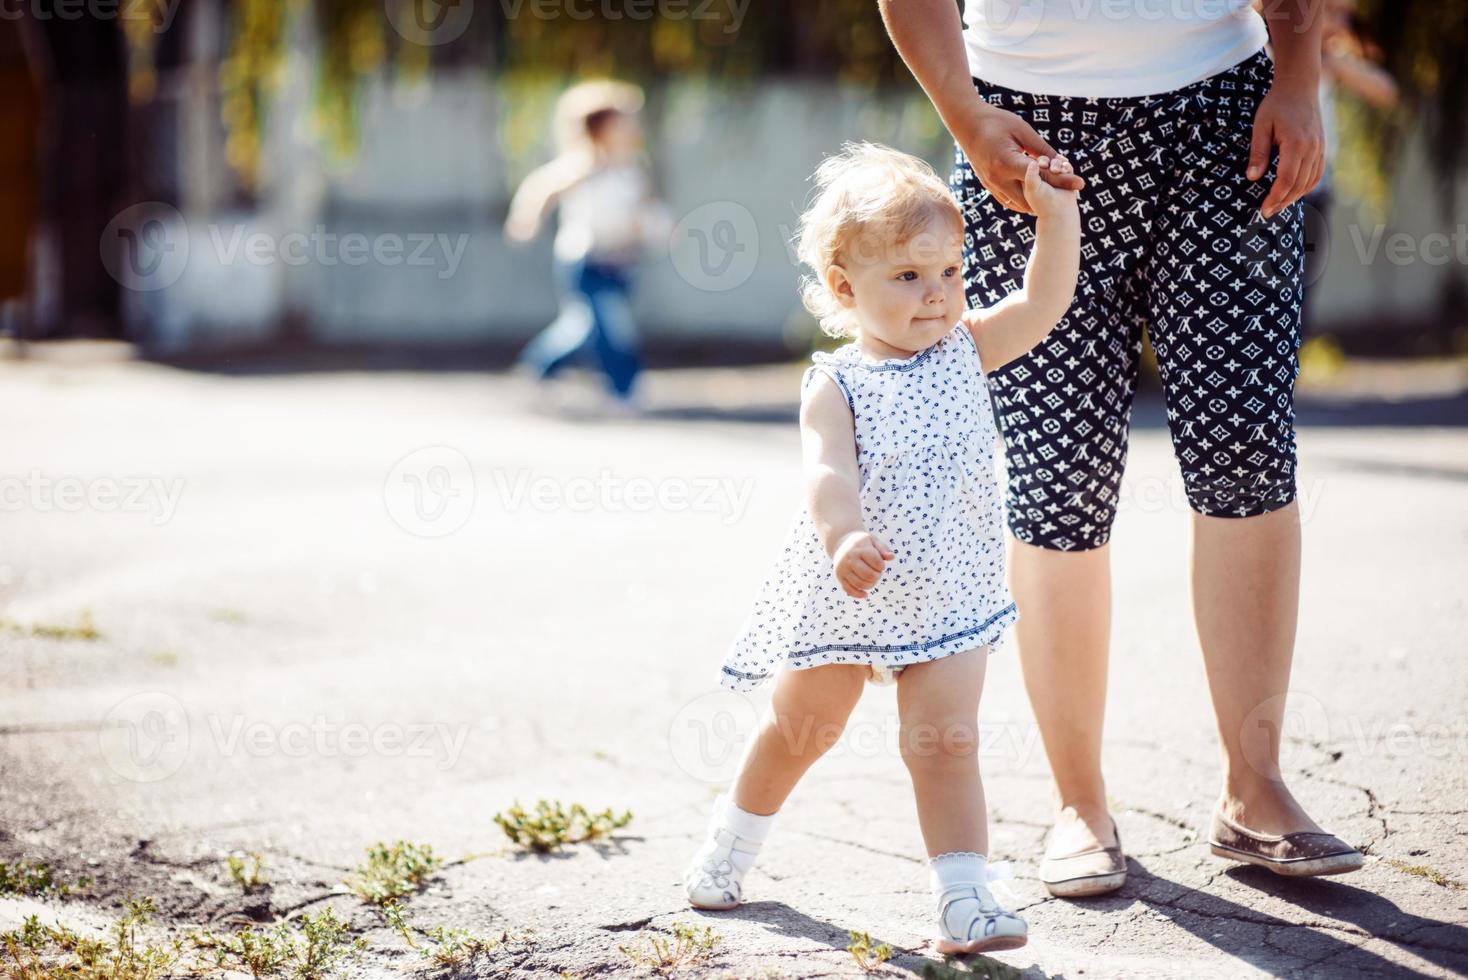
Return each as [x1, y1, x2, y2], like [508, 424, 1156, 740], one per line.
[1, 0, 1464, 363]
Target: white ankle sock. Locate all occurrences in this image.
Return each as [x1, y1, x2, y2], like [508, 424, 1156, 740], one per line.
[928, 851, 989, 894]
[714, 793, 776, 875]
[719, 794, 777, 840]
[929, 851, 997, 938]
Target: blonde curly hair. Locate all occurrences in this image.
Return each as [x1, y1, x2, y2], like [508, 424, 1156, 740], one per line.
[793, 142, 964, 339]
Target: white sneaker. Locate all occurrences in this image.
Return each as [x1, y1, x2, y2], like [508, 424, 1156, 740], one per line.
[600, 387, 646, 419]
[934, 881, 1029, 955]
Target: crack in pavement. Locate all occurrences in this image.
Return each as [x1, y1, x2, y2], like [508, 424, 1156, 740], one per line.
[0, 721, 107, 735]
[792, 830, 923, 865]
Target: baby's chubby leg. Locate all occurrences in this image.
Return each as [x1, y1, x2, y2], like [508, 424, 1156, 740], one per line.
[685, 663, 867, 910]
[898, 648, 1028, 953]
[732, 662, 870, 815]
[896, 647, 989, 857]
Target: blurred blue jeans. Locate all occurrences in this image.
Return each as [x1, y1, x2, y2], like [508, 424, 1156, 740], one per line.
[517, 257, 641, 398]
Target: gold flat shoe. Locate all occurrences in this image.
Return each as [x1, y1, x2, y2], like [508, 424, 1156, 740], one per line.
[1039, 815, 1126, 898]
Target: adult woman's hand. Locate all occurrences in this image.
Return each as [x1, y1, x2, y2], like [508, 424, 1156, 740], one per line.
[1248, 80, 1324, 220]
[954, 102, 1085, 214]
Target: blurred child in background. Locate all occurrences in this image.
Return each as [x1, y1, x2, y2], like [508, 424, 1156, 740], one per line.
[505, 79, 671, 411]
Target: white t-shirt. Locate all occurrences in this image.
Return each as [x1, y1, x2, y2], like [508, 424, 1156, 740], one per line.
[961, 0, 1270, 97]
[554, 163, 662, 264]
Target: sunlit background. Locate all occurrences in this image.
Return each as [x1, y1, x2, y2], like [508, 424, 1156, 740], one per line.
[1, 0, 1464, 367]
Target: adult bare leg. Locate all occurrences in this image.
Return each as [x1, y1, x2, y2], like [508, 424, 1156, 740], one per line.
[1010, 537, 1118, 855]
[1192, 501, 1324, 836]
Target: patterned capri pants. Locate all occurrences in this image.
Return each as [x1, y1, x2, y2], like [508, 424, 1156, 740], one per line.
[952, 48, 1304, 552]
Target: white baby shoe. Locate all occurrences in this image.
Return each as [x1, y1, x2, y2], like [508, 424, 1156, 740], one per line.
[930, 852, 1028, 955]
[683, 792, 775, 910]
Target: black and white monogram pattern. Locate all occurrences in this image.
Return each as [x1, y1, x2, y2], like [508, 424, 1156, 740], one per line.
[952, 48, 1304, 552]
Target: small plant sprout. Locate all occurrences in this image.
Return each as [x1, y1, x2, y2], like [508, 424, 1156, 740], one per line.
[227, 851, 269, 892]
[379, 899, 415, 947]
[616, 921, 720, 976]
[376, 901, 501, 969]
[0, 861, 78, 898]
[847, 929, 893, 971]
[344, 840, 443, 905]
[492, 799, 633, 852]
[417, 924, 497, 969]
[195, 908, 365, 980]
[1, 896, 186, 980]
[1386, 859, 1461, 888]
[1, 609, 102, 641]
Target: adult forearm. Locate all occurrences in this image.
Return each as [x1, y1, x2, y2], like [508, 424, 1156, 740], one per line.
[1261, 0, 1323, 92]
[878, 0, 989, 142]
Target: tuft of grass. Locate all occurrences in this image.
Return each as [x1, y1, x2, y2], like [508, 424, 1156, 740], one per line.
[847, 929, 893, 972]
[1, 897, 182, 980]
[492, 799, 633, 853]
[922, 953, 1026, 979]
[416, 924, 498, 970]
[344, 841, 442, 905]
[616, 921, 720, 976]
[196, 907, 365, 980]
[379, 900, 503, 970]
[209, 608, 249, 625]
[146, 650, 179, 667]
[227, 851, 269, 893]
[0, 861, 77, 898]
[1386, 858, 1460, 888]
[7, 609, 102, 642]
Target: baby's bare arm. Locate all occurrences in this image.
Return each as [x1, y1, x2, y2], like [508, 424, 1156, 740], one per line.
[964, 160, 1081, 370]
[504, 155, 590, 243]
[800, 374, 864, 556]
[800, 374, 894, 598]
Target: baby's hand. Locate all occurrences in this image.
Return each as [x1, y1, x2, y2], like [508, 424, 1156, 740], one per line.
[1024, 156, 1080, 219]
[832, 530, 895, 599]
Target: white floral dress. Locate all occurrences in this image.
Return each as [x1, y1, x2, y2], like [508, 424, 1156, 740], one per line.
[718, 322, 1018, 693]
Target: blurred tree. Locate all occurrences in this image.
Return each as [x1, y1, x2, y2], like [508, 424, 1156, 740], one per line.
[1337, 0, 1468, 212]
[198, 1, 1468, 201]
[29, 6, 131, 339]
[0, 18, 41, 332]
[1339, 0, 1468, 344]
[11, 0, 1465, 339]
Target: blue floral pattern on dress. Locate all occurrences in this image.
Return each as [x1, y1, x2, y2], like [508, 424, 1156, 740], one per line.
[718, 322, 1018, 692]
